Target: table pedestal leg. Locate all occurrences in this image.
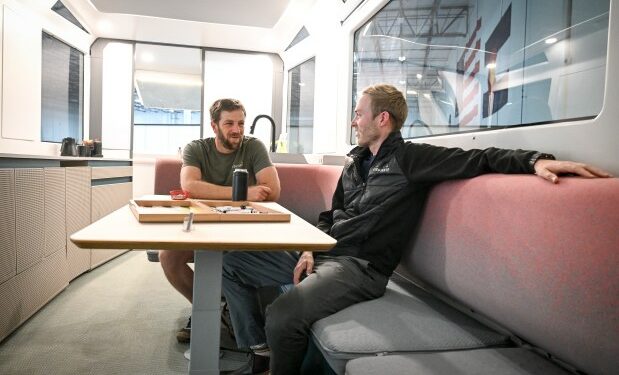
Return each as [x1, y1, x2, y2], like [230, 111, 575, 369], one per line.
[189, 250, 222, 375]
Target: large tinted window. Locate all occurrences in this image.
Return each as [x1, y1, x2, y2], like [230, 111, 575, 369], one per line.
[132, 44, 202, 155]
[352, 0, 609, 140]
[41, 32, 84, 143]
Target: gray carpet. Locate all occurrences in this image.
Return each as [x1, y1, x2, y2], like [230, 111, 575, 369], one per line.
[0, 252, 249, 375]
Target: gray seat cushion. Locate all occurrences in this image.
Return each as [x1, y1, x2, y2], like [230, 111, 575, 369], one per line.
[344, 348, 571, 375]
[310, 277, 510, 374]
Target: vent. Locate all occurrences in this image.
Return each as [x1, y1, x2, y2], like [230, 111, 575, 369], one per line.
[51, 1, 89, 34]
[285, 26, 310, 51]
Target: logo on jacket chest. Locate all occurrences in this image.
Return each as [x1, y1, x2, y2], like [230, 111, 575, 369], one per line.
[371, 165, 390, 174]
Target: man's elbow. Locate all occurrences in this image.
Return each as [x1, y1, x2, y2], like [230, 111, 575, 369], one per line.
[181, 179, 198, 196]
[269, 188, 281, 202]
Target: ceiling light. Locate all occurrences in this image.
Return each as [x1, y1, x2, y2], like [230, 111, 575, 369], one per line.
[545, 37, 558, 44]
[423, 93, 432, 99]
[406, 90, 418, 95]
[399, 80, 406, 85]
[298, 82, 306, 87]
[398, 56, 406, 62]
[416, 73, 423, 79]
[486, 63, 496, 69]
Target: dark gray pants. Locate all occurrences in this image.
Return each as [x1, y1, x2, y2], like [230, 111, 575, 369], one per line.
[221, 251, 299, 349]
[265, 255, 389, 375]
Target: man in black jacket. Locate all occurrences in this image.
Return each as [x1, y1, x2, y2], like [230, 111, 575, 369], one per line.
[262, 83, 611, 374]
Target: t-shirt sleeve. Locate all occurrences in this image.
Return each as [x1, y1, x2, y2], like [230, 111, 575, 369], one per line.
[248, 138, 273, 174]
[182, 141, 202, 169]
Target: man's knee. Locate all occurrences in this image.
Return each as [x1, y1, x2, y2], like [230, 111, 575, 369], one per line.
[159, 250, 192, 270]
[222, 252, 251, 278]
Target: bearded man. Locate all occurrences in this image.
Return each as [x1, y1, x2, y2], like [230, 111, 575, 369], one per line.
[159, 98, 298, 374]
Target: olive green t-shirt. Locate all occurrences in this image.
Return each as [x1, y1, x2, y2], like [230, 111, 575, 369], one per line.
[182, 136, 272, 186]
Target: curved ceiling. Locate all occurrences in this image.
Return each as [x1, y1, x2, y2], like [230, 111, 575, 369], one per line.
[89, 0, 291, 28]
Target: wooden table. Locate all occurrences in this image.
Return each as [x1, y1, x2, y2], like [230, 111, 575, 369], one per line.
[70, 200, 336, 374]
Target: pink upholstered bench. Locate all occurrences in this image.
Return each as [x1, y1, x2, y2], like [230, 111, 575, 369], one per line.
[318, 175, 619, 375]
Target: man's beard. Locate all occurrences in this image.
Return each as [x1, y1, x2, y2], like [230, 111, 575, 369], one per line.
[217, 131, 241, 151]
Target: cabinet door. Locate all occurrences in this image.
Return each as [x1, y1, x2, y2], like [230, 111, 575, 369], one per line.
[15, 169, 44, 273]
[45, 168, 66, 257]
[90, 182, 132, 268]
[65, 167, 91, 280]
[0, 169, 16, 284]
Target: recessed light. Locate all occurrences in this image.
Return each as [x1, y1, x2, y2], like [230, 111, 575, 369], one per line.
[398, 56, 406, 62]
[416, 73, 423, 79]
[486, 63, 496, 69]
[545, 37, 558, 44]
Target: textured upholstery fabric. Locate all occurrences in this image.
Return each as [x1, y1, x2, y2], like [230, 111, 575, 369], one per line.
[311, 277, 509, 374]
[344, 348, 571, 375]
[153, 158, 182, 194]
[275, 163, 342, 224]
[399, 175, 619, 375]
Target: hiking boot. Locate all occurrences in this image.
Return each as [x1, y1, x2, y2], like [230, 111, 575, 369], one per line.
[176, 316, 191, 343]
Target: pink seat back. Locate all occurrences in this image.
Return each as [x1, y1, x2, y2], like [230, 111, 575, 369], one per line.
[153, 158, 182, 194]
[275, 163, 342, 225]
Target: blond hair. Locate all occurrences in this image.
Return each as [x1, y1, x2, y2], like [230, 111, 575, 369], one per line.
[362, 84, 408, 130]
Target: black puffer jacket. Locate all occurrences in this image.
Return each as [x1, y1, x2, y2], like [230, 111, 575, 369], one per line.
[316, 131, 539, 276]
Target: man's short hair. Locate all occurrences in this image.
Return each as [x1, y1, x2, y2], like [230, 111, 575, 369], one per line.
[209, 98, 246, 123]
[362, 84, 408, 131]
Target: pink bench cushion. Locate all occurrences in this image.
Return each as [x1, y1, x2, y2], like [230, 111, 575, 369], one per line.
[275, 163, 342, 225]
[153, 158, 182, 195]
[399, 175, 619, 375]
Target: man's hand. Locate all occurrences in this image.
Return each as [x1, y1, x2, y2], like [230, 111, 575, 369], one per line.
[248, 185, 272, 201]
[534, 159, 612, 184]
[293, 251, 314, 285]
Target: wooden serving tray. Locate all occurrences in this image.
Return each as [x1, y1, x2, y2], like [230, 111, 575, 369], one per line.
[129, 199, 290, 223]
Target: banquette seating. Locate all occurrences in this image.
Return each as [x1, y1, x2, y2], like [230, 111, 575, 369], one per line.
[151, 158, 619, 375]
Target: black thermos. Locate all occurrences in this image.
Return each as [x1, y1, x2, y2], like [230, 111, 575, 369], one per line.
[232, 169, 248, 201]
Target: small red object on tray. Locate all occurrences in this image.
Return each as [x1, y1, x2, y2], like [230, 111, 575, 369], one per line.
[170, 189, 189, 200]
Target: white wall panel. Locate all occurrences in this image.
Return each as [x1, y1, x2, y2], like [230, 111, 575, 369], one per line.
[101, 42, 133, 151]
[1, 5, 41, 141]
[203, 51, 273, 147]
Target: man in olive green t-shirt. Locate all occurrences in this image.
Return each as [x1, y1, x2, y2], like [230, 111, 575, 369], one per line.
[159, 99, 298, 372]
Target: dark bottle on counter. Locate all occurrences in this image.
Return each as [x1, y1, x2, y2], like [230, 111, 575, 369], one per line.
[232, 169, 248, 201]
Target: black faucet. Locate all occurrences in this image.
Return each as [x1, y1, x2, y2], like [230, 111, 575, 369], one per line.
[250, 114, 276, 152]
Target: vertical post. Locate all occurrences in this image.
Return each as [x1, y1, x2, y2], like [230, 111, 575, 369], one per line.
[189, 250, 223, 374]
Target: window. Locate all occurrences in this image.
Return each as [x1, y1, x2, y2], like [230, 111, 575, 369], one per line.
[41, 32, 84, 143]
[351, 0, 609, 140]
[132, 44, 202, 155]
[287, 58, 316, 153]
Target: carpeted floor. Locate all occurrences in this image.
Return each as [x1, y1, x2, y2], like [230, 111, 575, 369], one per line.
[0, 252, 249, 375]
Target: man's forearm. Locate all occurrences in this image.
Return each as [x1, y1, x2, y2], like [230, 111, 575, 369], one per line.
[183, 179, 232, 199]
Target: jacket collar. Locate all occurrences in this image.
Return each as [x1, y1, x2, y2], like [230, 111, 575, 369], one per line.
[348, 131, 404, 160]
